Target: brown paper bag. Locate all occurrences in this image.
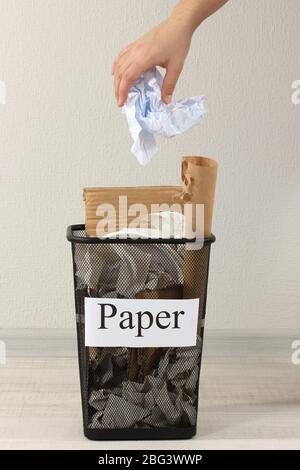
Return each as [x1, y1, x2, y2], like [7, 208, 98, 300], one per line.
[181, 156, 218, 238]
[127, 284, 183, 381]
[181, 157, 218, 330]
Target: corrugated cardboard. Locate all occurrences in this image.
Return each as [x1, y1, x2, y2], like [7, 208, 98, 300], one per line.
[83, 186, 183, 237]
[83, 156, 217, 239]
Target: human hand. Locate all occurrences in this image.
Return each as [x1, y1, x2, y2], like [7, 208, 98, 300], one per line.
[112, 18, 193, 107]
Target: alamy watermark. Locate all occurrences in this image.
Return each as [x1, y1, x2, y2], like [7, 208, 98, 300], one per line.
[0, 340, 6, 365]
[291, 80, 300, 105]
[0, 80, 6, 104]
[95, 196, 205, 247]
[291, 340, 300, 365]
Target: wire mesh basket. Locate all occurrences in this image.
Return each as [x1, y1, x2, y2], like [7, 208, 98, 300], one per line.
[67, 224, 215, 440]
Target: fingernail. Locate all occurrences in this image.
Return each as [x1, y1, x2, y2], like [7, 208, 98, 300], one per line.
[165, 94, 172, 104]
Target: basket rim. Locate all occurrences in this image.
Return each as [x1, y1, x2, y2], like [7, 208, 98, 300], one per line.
[66, 224, 216, 245]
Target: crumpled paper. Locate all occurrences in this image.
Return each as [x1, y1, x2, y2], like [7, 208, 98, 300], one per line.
[100, 211, 186, 240]
[88, 337, 202, 429]
[122, 67, 206, 165]
[75, 242, 184, 298]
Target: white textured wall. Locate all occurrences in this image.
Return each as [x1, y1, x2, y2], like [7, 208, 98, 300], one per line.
[0, 0, 299, 330]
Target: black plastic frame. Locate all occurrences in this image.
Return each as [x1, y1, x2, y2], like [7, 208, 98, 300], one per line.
[84, 426, 196, 441]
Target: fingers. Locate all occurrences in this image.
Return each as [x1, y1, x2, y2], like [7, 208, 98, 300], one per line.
[114, 59, 137, 106]
[114, 54, 183, 106]
[161, 62, 183, 104]
[117, 67, 136, 107]
[114, 73, 121, 102]
[114, 58, 132, 102]
[112, 43, 134, 75]
[113, 48, 152, 106]
[117, 62, 146, 106]
[113, 48, 135, 106]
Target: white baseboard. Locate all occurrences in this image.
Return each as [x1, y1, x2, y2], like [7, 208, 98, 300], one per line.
[0, 328, 298, 358]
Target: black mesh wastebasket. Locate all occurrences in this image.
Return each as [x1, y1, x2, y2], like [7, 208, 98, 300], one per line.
[67, 224, 215, 440]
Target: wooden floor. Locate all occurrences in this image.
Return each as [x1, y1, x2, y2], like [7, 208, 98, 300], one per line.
[0, 354, 299, 450]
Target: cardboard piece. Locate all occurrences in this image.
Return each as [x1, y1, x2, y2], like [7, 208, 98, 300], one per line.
[83, 157, 217, 240]
[83, 186, 183, 237]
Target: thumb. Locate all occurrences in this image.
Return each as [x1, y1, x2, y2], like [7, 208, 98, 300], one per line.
[162, 62, 182, 104]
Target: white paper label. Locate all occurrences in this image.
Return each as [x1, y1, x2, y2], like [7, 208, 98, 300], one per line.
[85, 297, 199, 347]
